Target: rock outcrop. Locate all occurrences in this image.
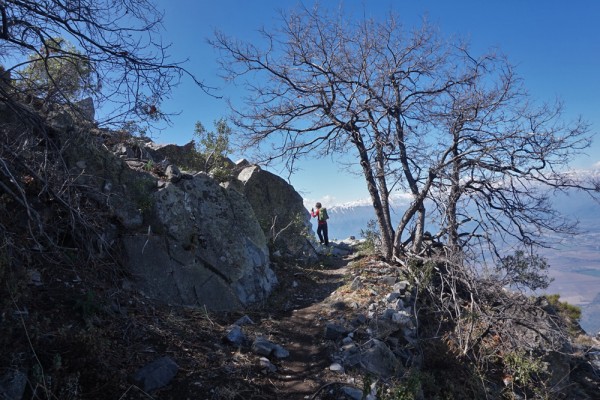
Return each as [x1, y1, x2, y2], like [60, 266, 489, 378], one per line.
[2, 98, 318, 312]
[233, 164, 314, 258]
[36, 107, 301, 310]
[123, 171, 277, 310]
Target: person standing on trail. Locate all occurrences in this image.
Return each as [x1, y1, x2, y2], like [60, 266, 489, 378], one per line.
[310, 202, 329, 246]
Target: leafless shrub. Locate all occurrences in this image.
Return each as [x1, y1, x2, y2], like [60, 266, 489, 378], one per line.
[405, 250, 570, 398]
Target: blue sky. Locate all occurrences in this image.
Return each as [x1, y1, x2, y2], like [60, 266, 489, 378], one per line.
[152, 0, 600, 206]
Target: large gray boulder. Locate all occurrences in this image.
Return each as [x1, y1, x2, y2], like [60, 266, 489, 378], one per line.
[60, 128, 281, 310]
[123, 172, 277, 310]
[234, 165, 313, 257]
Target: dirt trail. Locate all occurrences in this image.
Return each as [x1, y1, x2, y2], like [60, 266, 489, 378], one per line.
[250, 255, 354, 398]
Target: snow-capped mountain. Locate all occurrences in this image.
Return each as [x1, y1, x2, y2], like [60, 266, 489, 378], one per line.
[307, 193, 413, 240]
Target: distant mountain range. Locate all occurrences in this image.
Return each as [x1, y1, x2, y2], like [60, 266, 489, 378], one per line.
[307, 176, 600, 335]
[318, 193, 412, 240]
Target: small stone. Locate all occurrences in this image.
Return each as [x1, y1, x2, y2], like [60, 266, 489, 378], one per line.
[340, 386, 363, 400]
[252, 337, 275, 356]
[0, 370, 27, 400]
[380, 275, 396, 286]
[392, 310, 412, 325]
[342, 336, 354, 345]
[223, 325, 246, 346]
[382, 309, 396, 320]
[259, 357, 277, 373]
[252, 337, 289, 359]
[233, 315, 255, 326]
[386, 292, 401, 302]
[324, 323, 348, 340]
[28, 270, 43, 286]
[131, 356, 179, 393]
[350, 276, 363, 290]
[329, 363, 344, 373]
[272, 344, 290, 359]
[393, 281, 410, 293]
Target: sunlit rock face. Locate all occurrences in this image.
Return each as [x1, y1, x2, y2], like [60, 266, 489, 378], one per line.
[123, 171, 277, 310]
[234, 165, 314, 258]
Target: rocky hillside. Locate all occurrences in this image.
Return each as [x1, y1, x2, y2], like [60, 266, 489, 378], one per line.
[0, 100, 599, 399]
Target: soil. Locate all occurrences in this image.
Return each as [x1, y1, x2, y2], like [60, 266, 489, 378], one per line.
[5, 247, 599, 399]
[1, 249, 369, 400]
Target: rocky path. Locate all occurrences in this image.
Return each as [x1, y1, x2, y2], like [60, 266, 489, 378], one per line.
[243, 253, 358, 399]
[125, 247, 600, 400]
[119, 248, 420, 399]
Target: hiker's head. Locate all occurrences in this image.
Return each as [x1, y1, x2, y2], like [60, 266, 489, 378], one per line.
[315, 202, 322, 209]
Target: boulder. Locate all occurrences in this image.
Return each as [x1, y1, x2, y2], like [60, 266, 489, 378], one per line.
[360, 339, 402, 378]
[59, 132, 280, 310]
[123, 172, 277, 310]
[145, 141, 199, 170]
[235, 165, 313, 257]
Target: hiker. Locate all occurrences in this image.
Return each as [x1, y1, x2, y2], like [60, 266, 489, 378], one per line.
[310, 202, 329, 246]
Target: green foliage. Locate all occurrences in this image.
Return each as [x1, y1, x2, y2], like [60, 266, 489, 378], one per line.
[143, 159, 155, 172]
[362, 370, 428, 400]
[359, 219, 380, 254]
[193, 118, 233, 181]
[496, 250, 552, 291]
[386, 371, 423, 400]
[16, 37, 97, 103]
[502, 350, 546, 395]
[407, 258, 437, 293]
[545, 293, 582, 322]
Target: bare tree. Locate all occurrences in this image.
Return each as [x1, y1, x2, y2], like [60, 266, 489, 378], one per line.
[211, 6, 465, 259]
[428, 52, 596, 261]
[212, 5, 598, 262]
[0, 0, 208, 125]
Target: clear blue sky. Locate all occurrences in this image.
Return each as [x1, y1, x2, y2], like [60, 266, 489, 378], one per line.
[152, 0, 600, 206]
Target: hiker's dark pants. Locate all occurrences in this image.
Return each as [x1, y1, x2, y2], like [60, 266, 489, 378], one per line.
[317, 223, 329, 245]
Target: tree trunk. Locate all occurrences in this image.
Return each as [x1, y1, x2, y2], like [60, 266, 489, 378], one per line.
[374, 139, 395, 249]
[446, 122, 463, 253]
[351, 130, 394, 260]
